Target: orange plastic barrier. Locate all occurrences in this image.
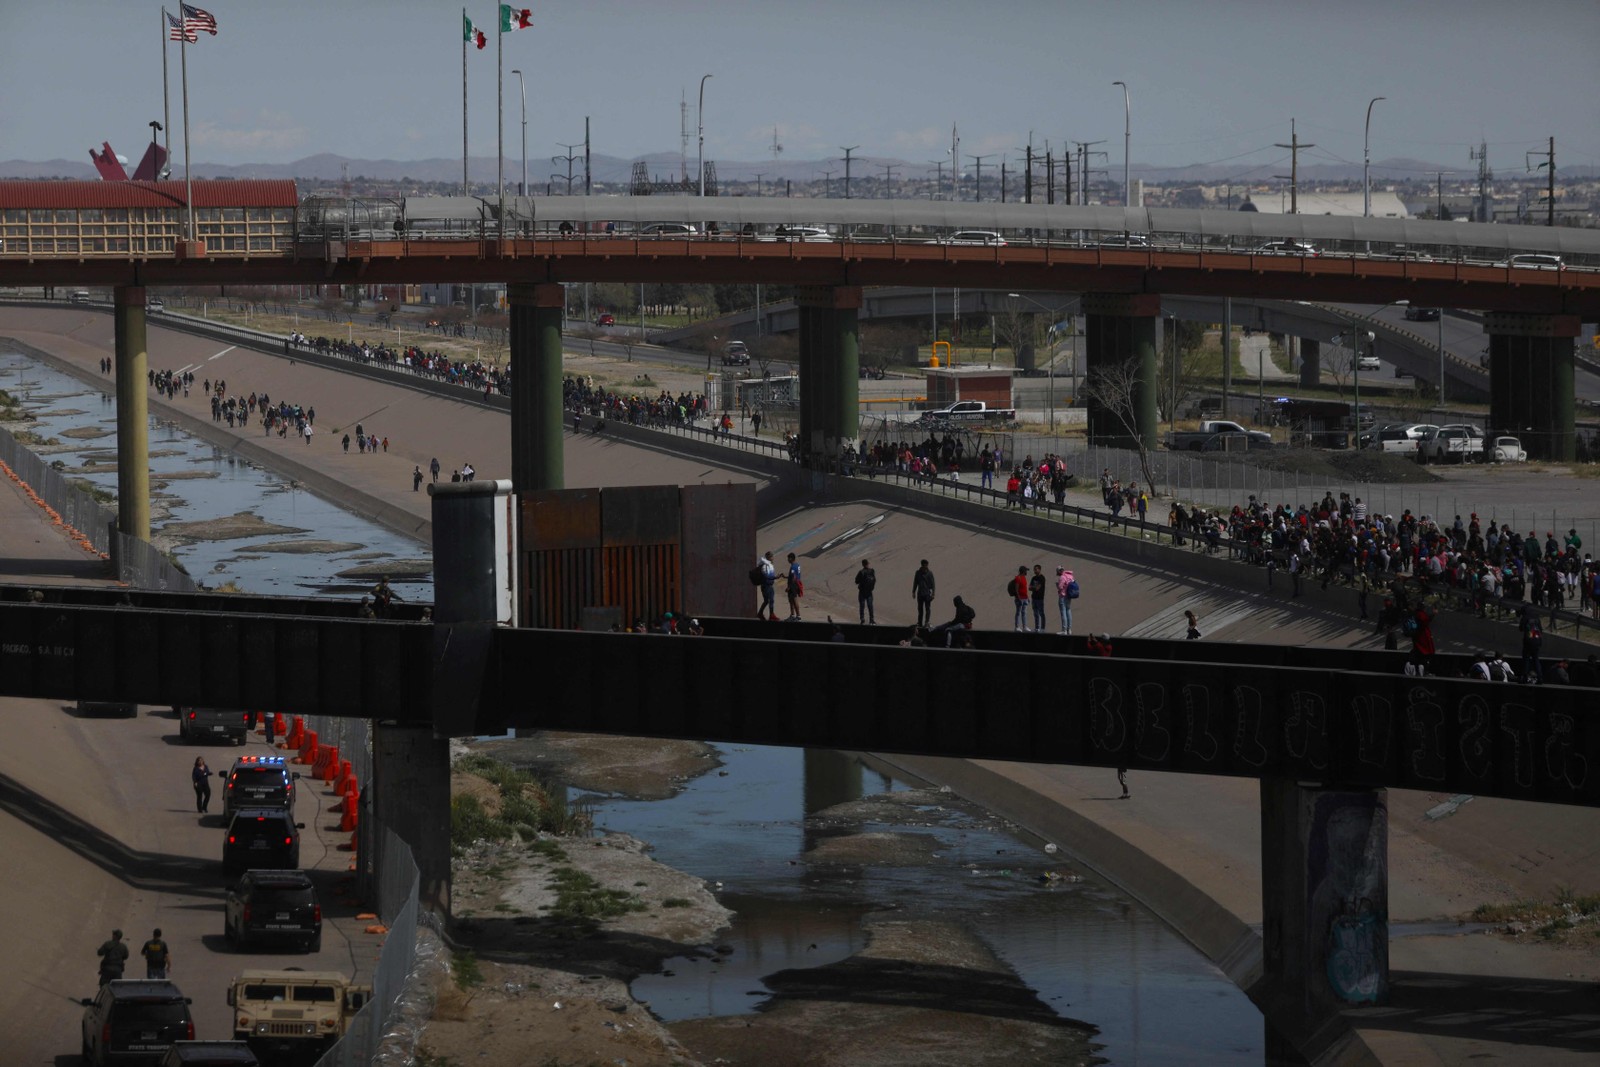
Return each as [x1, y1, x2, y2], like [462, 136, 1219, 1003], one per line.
[319, 746, 340, 782]
[296, 730, 319, 765]
[339, 791, 360, 832]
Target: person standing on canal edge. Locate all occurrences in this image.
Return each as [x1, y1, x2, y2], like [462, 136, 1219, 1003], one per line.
[1010, 565, 1031, 631]
[757, 552, 777, 620]
[430, 456, 441, 483]
[785, 552, 804, 621]
[413, 466, 423, 491]
[1030, 565, 1048, 632]
[856, 559, 877, 624]
[912, 559, 936, 627]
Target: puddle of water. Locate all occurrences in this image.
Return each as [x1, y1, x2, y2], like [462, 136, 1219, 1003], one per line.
[0, 352, 431, 596]
[586, 744, 1264, 1066]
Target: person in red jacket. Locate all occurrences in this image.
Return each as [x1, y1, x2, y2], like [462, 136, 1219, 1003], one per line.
[1406, 605, 1435, 676]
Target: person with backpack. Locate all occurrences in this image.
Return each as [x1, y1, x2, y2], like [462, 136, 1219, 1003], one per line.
[754, 552, 777, 620]
[1057, 567, 1079, 635]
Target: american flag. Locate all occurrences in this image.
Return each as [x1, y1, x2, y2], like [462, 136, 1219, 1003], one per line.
[181, 4, 218, 36]
[167, 11, 197, 42]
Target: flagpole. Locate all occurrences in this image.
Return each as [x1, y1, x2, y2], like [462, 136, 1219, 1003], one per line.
[462, 8, 468, 197]
[496, 7, 504, 238]
[160, 9, 172, 177]
[180, 16, 193, 240]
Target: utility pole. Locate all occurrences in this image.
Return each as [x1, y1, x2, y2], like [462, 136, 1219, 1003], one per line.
[1470, 141, 1494, 223]
[1273, 118, 1314, 214]
[754, 172, 764, 197]
[584, 117, 591, 196]
[928, 160, 945, 200]
[968, 154, 993, 203]
[1044, 152, 1054, 205]
[841, 146, 860, 199]
[999, 158, 1007, 203]
[1527, 137, 1556, 226]
[822, 169, 835, 198]
[882, 162, 899, 199]
[1074, 140, 1106, 205]
[553, 143, 582, 195]
[1023, 142, 1034, 204]
[951, 124, 960, 201]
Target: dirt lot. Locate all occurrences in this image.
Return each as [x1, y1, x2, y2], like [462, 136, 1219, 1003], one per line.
[418, 734, 1104, 1067]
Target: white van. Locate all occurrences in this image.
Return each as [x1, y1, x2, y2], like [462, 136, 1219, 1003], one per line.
[70, 290, 92, 304]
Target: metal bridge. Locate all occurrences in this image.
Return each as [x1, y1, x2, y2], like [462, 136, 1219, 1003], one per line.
[4, 586, 1593, 810]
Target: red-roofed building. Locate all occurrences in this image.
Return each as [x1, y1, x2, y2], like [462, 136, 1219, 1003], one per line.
[0, 180, 298, 257]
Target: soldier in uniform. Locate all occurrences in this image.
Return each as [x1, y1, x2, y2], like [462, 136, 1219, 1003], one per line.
[96, 929, 128, 986]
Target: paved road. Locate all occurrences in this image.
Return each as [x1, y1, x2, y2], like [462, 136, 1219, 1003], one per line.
[4, 306, 1597, 1066]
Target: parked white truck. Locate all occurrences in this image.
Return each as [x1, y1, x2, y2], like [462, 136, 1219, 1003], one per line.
[916, 400, 1017, 424]
[1164, 420, 1274, 451]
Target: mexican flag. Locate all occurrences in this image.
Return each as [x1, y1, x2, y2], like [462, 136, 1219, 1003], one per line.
[464, 13, 486, 49]
[500, 5, 533, 32]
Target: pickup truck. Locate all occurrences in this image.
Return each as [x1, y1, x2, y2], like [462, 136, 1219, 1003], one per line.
[1419, 426, 1480, 464]
[917, 400, 1016, 424]
[1165, 420, 1273, 452]
[178, 706, 251, 745]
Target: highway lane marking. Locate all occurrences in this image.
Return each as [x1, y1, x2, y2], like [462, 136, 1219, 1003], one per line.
[817, 513, 887, 553]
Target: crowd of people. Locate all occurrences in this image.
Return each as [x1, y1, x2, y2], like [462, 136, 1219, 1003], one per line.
[288, 333, 509, 397]
[562, 375, 713, 429]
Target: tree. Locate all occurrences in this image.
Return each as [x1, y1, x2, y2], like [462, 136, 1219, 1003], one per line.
[993, 304, 1041, 371]
[569, 324, 602, 359]
[1157, 320, 1212, 421]
[751, 334, 797, 380]
[859, 322, 919, 376]
[1323, 331, 1365, 398]
[1078, 358, 1161, 496]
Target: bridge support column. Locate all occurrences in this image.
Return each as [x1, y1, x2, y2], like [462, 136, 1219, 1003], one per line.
[1484, 313, 1579, 462]
[1083, 293, 1159, 449]
[1259, 779, 1388, 1058]
[1298, 338, 1321, 389]
[509, 282, 566, 491]
[113, 286, 150, 542]
[796, 286, 860, 468]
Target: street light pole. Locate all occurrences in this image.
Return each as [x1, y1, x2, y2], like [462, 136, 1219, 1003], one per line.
[1438, 313, 1446, 408]
[1363, 96, 1385, 219]
[511, 70, 526, 197]
[1112, 80, 1131, 209]
[697, 73, 713, 197]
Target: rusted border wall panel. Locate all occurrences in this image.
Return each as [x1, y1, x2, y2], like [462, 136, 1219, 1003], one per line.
[680, 484, 756, 622]
[602, 486, 681, 547]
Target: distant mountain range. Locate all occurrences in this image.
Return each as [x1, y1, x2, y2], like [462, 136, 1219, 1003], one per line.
[3, 152, 1592, 186]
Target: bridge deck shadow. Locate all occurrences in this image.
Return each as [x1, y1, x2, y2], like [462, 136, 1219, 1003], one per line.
[1346, 970, 1600, 1053]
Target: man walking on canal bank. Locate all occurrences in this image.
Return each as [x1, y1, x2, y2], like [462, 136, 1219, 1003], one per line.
[413, 466, 423, 491]
[430, 456, 441, 483]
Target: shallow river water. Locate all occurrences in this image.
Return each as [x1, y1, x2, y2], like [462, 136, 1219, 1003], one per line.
[4, 345, 1265, 1064]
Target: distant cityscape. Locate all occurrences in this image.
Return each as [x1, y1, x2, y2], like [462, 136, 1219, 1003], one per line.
[3, 151, 1596, 227]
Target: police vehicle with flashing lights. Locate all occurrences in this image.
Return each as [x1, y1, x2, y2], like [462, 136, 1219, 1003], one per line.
[217, 756, 299, 819]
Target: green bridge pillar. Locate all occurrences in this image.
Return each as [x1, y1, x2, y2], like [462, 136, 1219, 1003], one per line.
[1259, 779, 1389, 1061]
[112, 286, 150, 542]
[509, 282, 567, 492]
[1083, 293, 1160, 450]
[1484, 313, 1579, 462]
[796, 286, 861, 468]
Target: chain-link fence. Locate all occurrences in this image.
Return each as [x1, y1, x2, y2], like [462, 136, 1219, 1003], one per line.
[312, 826, 420, 1067]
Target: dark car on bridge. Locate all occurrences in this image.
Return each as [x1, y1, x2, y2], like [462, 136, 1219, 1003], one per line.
[224, 869, 321, 952]
[80, 979, 195, 1066]
[223, 809, 305, 874]
[1403, 305, 1441, 321]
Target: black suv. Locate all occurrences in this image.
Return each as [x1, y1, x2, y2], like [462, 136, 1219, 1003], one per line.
[160, 1043, 259, 1066]
[223, 809, 304, 874]
[217, 755, 298, 818]
[80, 979, 194, 1066]
[225, 869, 322, 952]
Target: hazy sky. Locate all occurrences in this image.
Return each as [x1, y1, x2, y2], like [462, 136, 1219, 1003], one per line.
[3, 0, 1596, 184]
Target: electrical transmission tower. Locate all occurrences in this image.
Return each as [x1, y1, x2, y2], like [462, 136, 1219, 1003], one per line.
[1469, 142, 1494, 223]
[1526, 137, 1556, 226]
